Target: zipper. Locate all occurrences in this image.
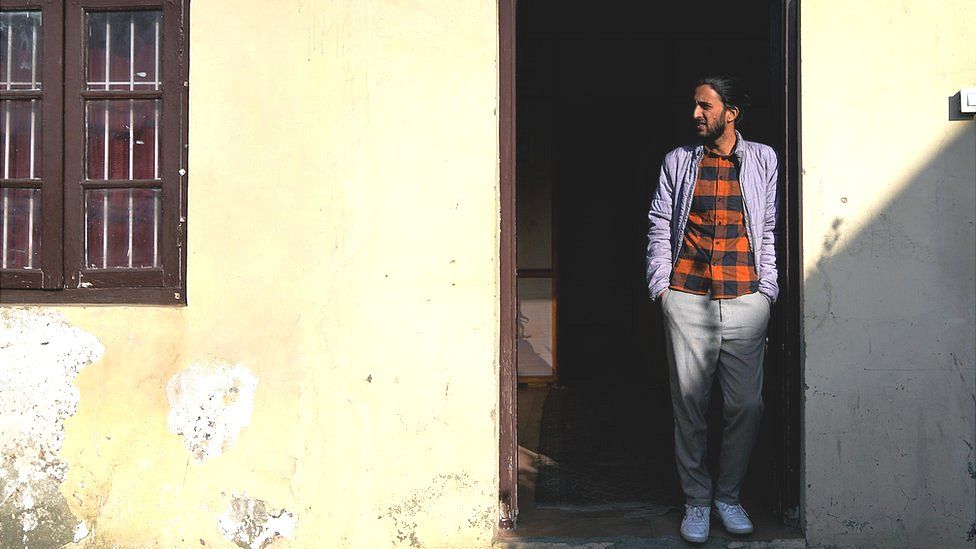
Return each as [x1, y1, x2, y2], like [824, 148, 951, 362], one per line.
[735, 154, 759, 273]
[673, 150, 702, 266]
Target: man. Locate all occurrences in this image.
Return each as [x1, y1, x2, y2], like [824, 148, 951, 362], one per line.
[646, 76, 779, 544]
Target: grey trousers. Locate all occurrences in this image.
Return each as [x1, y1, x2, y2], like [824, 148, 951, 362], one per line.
[660, 289, 770, 506]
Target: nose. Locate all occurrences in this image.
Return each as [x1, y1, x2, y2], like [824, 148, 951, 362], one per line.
[692, 105, 703, 120]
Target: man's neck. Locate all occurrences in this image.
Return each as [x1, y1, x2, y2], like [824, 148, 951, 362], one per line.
[704, 128, 737, 157]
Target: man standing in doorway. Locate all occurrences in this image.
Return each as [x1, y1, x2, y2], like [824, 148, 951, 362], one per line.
[646, 76, 779, 544]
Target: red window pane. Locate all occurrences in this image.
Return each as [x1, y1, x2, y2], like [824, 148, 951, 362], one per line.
[1, 187, 41, 269]
[1, 11, 43, 91]
[87, 11, 161, 91]
[1, 100, 41, 179]
[85, 188, 160, 269]
[86, 100, 159, 180]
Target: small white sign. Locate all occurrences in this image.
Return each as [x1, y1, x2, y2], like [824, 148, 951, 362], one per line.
[962, 88, 976, 114]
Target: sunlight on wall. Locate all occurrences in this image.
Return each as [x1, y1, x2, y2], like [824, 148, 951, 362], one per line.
[802, 123, 972, 279]
[40, 1, 501, 547]
[801, 0, 975, 277]
[801, 2, 975, 547]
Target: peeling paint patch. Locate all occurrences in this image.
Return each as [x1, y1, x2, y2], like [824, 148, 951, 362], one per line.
[217, 493, 295, 549]
[0, 308, 103, 548]
[382, 473, 492, 547]
[166, 358, 258, 461]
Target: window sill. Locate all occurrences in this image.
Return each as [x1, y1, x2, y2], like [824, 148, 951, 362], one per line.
[0, 287, 185, 305]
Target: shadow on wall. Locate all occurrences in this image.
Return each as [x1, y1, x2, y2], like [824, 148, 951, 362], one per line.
[802, 118, 975, 547]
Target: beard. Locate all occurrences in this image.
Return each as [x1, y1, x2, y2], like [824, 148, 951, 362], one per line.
[695, 110, 728, 143]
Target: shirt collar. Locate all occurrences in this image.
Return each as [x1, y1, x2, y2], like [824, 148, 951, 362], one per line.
[695, 130, 745, 160]
[704, 136, 738, 159]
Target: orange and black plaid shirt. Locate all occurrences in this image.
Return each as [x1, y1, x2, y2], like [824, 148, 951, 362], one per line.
[670, 149, 759, 299]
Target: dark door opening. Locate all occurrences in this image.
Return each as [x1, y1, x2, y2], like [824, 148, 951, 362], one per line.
[500, 0, 802, 541]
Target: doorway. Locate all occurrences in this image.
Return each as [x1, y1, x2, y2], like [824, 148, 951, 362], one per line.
[499, 0, 802, 541]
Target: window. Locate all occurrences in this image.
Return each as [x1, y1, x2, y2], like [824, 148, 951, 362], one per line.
[1, 0, 187, 304]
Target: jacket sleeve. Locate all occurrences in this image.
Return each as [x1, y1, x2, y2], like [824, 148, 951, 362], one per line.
[757, 148, 781, 303]
[646, 157, 675, 300]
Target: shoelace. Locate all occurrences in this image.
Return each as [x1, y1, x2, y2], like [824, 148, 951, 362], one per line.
[719, 503, 749, 518]
[685, 506, 709, 522]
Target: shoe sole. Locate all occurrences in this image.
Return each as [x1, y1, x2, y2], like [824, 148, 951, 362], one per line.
[680, 531, 709, 544]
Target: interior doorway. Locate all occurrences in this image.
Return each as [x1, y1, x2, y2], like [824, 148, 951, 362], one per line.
[499, 0, 802, 541]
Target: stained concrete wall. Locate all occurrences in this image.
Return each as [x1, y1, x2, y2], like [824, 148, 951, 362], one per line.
[801, 1, 976, 546]
[1, 1, 500, 547]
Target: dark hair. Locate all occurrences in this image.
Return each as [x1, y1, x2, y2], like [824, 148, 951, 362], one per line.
[696, 76, 750, 124]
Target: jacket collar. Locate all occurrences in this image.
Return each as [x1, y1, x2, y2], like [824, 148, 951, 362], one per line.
[733, 130, 747, 163]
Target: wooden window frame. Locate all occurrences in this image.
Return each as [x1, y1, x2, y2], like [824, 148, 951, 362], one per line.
[0, 0, 188, 305]
[1, 1, 64, 290]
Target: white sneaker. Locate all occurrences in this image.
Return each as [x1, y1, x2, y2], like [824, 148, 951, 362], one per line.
[712, 500, 754, 534]
[680, 504, 710, 544]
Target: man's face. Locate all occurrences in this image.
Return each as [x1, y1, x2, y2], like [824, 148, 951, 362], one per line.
[692, 84, 734, 141]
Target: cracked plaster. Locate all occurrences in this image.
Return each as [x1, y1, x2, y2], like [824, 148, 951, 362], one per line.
[0, 308, 103, 548]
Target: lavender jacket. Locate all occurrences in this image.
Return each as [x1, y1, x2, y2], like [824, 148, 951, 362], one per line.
[646, 132, 780, 303]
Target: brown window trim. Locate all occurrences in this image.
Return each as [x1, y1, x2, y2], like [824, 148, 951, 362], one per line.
[0, 286, 182, 304]
[0, 0, 189, 306]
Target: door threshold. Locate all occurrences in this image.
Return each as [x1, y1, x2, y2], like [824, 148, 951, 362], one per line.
[495, 535, 805, 549]
[495, 498, 804, 548]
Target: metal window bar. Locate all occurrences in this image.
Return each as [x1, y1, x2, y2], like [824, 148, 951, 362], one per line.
[154, 18, 159, 90]
[101, 191, 108, 269]
[27, 19, 38, 268]
[152, 192, 158, 266]
[128, 16, 135, 267]
[129, 15, 135, 95]
[154, 17, 160, 266]
[153, 12, 160, 266]
[1, 189, 7, 268]
[127, 189, 133, 267]
[30, 17, 37, 89]
[83, 195, 88, 267]
[4, 14, 11, 90]
[153, 102, 159, 179]
[84, 80, 156, 87]
[127, 16, 135, 267]
[29, 101, 35, 178]
[102, 20, 110, 268]
[27, 189, 34, 268]
[2, 101, 8, 179]
[30, 18, 37, 176]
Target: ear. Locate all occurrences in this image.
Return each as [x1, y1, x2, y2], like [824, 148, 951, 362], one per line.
[726, 106, 739, 123]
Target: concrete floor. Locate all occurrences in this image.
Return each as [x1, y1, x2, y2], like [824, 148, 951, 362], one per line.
[495, 385, 804, 548]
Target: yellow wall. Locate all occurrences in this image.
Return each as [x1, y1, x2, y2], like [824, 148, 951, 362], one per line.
[801, 1, 975, 546]
[44, 1, 500, 547]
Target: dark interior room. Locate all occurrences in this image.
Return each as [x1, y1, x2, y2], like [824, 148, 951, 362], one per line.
[513, 0, 800, 540]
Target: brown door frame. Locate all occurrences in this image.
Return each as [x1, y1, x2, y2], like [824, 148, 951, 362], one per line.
[773, 0, 803, 527]
[497, 0, 518, 531]
[497, 0, 803, 531]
